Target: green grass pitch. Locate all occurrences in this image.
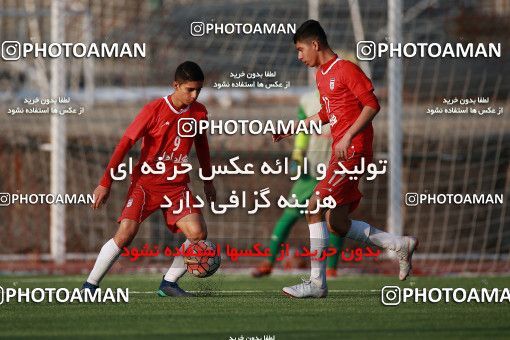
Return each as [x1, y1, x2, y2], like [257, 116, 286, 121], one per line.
[0, 274, 509, 339]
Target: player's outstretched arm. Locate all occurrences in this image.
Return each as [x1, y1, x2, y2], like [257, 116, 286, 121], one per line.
[92, 104, 153, 209]
[203, 181, 216, 204]
[335, 61, 381, 160]
[272, 113, 323, 143]
[92, 136, 135, 209]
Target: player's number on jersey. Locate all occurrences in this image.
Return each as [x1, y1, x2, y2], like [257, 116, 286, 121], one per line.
[322, 96, 337, 126]
[173, 136, 181, 151]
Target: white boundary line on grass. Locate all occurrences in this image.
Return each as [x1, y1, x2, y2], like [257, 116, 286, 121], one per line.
[131, 290, 381, 294]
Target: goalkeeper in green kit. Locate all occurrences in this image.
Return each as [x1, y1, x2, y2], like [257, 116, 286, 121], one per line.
[252, 91, 344, 278]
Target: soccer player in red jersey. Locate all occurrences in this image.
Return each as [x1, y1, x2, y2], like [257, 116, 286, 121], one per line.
[274, 20, 418, 298]
[82, 61, 215, 297]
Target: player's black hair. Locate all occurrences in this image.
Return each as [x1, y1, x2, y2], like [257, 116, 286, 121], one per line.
[175, 61, 204, 83]
[293, 20, 329, 46]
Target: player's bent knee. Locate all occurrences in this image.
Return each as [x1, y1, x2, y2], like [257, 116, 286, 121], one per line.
[187, 229, 207, 243]
[183, 220, 207, 242]
[197, 229, 208, 241]
[327, 208, 351, 236]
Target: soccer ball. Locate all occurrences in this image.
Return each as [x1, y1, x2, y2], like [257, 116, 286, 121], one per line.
[184, 240, 221, 278]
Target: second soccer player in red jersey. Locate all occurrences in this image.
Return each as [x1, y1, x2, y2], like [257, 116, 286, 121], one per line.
[82, 61, 215, 297]
[274, 20, 418, 298]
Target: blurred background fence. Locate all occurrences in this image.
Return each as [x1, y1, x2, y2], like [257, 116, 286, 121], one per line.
[0, 0, 509, 275]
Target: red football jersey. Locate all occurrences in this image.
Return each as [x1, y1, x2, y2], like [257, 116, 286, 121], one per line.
[316, 55, 376, 156]
[124, 95, 208, 186]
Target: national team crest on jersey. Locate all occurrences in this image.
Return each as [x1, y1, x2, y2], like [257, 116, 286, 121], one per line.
[329, 78, 335, 90]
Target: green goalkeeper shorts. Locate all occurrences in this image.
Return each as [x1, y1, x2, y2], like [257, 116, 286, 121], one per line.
[287, 174, 318, 205]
